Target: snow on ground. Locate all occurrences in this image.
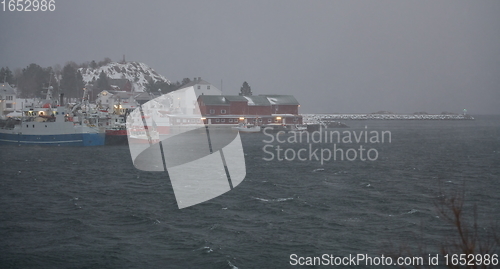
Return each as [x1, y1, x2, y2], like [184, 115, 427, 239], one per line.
[78, 62, 170, 92]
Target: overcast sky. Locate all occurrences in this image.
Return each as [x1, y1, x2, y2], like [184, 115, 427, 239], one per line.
[1, 0, 499, 114]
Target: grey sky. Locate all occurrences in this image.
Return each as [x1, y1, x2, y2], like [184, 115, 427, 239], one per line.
[1, 0, 499, 114]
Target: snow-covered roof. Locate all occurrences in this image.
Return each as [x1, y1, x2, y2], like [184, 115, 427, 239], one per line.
[198, 95, 230, 105]
[260, 95, 300, 105]
[243, 96, 271, 106]
[0, 82, 16, 96]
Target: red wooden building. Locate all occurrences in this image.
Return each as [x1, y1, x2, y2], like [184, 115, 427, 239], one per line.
[197, 94, 302, 125]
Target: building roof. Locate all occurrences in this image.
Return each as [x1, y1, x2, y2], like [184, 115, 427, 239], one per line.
[199, 94, 300, 106]
[111, 91, 135, 99]
[243, 96, 271, 106]
[134, 92, 153, 100]
[0, 82, 16, 96]
[198, 95, 230, 105]
[179, 78, 212, 89]
[224, 95, 248, 102]
[260, 95, 300, 105]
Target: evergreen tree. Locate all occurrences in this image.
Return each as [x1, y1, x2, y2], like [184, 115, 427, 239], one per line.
[146, 80, 174, 94]
[0, 67, 14, 84]
[60, 63, 78, 98]
[76, 70, 85, 95]
[17, 64, 47, 98]
[96, 70, 110, 91]
[181, 78, 191, 86]
[239, 81, 252, 96]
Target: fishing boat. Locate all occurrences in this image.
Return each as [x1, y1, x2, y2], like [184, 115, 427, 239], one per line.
[104, 114, 128, 145]
[105, 123, 128, 145]
[0, 105, 105, 146]
[0, 88, 105, 146]
[233, 124, 261, 133]
[127, 124, 160, 144]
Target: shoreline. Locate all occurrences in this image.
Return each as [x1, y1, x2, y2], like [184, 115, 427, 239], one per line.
[302, 113, 474, 121]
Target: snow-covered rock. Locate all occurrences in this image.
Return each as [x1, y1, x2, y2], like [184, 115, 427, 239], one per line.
[78, 61, 170, 92]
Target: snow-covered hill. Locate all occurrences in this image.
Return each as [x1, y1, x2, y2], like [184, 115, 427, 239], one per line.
[78, 61, 170, 92]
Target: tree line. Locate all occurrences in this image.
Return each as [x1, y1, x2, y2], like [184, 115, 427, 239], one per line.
[1, 57, 254, 100]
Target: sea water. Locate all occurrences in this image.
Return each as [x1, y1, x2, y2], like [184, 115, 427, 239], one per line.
[0, 116, 499, 268]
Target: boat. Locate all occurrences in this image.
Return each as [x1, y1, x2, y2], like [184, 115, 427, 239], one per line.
[0, 88, 105, 146]
[104, 114, 128, 145]
[105, 123, 128, 145]
[0, 105, 105, 146]
[233, 124, 261, 133]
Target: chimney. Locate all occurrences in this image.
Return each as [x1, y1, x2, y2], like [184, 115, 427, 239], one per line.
[198, 77, 201, 81]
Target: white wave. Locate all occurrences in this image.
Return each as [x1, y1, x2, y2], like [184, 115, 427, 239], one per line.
[227, 260, 239, 269]
[253, 197, 294, 202]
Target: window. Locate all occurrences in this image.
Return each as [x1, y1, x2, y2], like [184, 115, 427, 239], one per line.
[268, 119, 272, 123]
[197, 85, 201, 89]
[221, 119, 225, 123]
[258, 119, 263, 122]
[207, 86, 210, 90]
[209, 109, 215, 114]
[221, 109, 226, 114]
[6, 96, 13, 100]
[293, 118, 298, 122]
[228, 119, 233, 123]
[6, 103, 12, 108]
[215, 119, 220, 123]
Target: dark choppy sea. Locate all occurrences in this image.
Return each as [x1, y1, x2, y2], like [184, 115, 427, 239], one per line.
[1, 116, 499, 268]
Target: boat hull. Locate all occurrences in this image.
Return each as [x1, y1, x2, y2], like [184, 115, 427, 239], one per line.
[0, 132, 105, 146]
[105, 129, 128, 145]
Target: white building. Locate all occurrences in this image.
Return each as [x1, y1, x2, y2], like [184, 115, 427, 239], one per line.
[179, 77, 222, 97]
[95, 90, 138, 114]
[0, 82, 16, 115]
[169, 77, 222, 115]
